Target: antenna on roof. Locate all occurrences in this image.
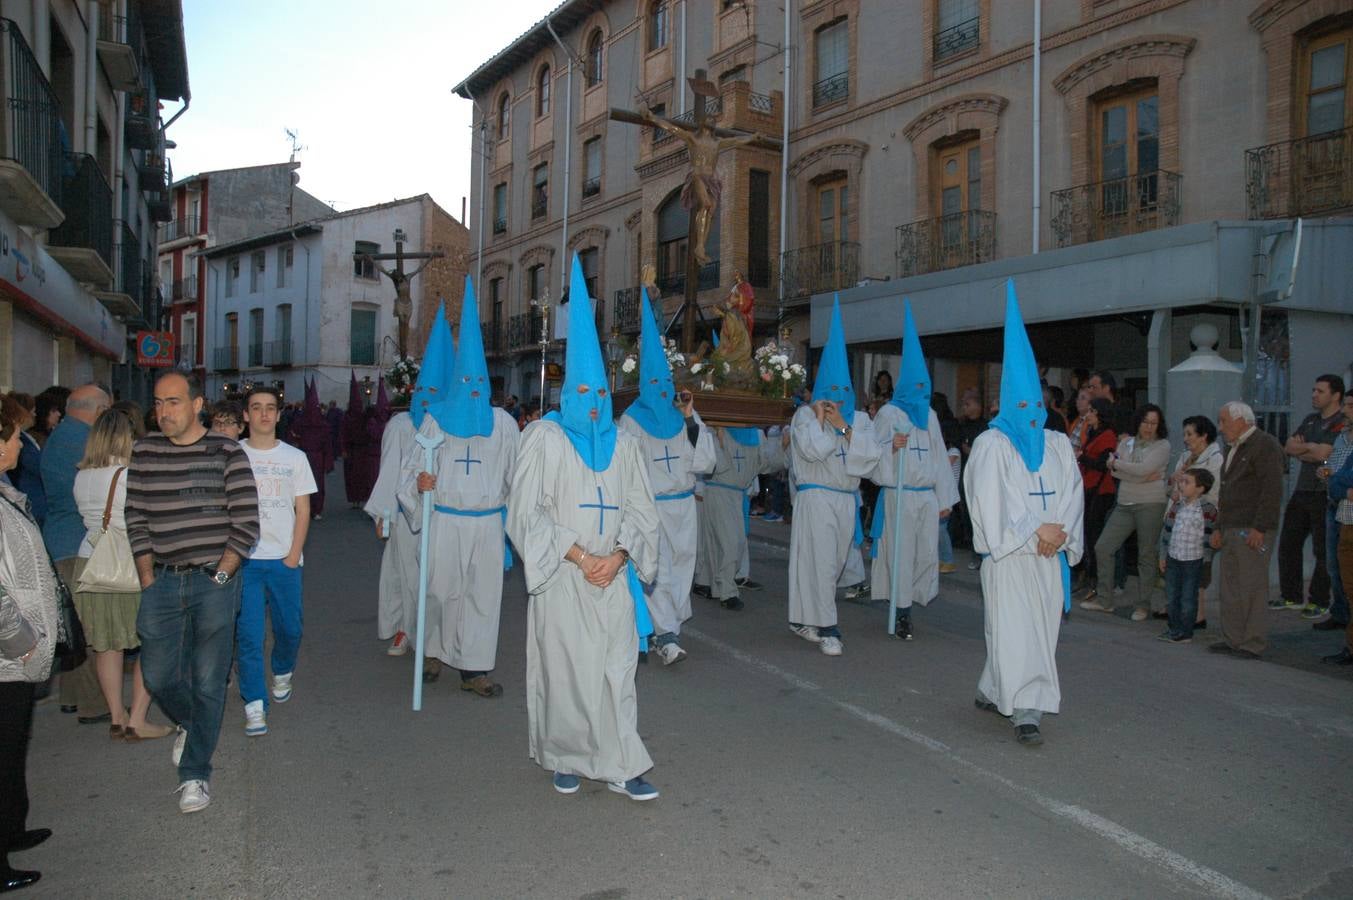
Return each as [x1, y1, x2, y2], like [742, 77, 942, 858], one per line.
[284, 127, 306, 162]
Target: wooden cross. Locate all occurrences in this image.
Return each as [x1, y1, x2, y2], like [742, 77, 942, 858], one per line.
[354, 231, 445, 359]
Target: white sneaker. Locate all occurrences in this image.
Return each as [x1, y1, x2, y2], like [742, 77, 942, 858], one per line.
[176, 779, 210, 814]
[171, 726, 187, 766]
[1130, 607, 1149, 622]
[819, 636, 844, 656]
[387, 631, 409, 656]
[244, 700, 268, 737]
[658, 642, 688, 666]
[844, 583, 870, 600]
[790, 624, 821, 644]
[272, 672, 293, 703]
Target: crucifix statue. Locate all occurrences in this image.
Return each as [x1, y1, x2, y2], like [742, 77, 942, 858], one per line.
[354, 228, 446, 359]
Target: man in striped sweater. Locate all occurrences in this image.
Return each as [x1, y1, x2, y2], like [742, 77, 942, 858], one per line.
[126, 372, 259, 814]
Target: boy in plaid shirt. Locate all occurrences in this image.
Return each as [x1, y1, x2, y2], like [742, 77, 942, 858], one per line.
[1158, 468, 1219, 643]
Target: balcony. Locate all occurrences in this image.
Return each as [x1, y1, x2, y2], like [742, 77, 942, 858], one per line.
[246, 343, 264, 368]
[214, 346, 240, 372]
[507, 311, 543, 352]
[1050, 170, 1182, 249]
[895, 210, 997, 279]
[1246, 126, 1352, 220]
[264, 339, 293, 367]
[656, 259, 720, 297]
[482, 318, 504, 355]
[0, 20, 65, 229]
[124, 90, 156, 151]
[812, 72, 848, 109]
[170, 274, 197, 303]
[94, 221, 143, 318]
[781, 241, 860, 303]
[934, 16, 979, 64]
[653, 97, 723, 147]
[95, 4, 140, 91]
[48, 152, 114, 285]
[139, 151, 166, 193]
[161, 214, 201, 243]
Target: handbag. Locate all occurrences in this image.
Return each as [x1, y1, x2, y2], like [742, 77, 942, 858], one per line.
[52, 565, 87, 672]
[76, 467, 140, 594]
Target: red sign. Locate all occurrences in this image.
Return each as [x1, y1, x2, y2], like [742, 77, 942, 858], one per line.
[136, 331, 175, 367]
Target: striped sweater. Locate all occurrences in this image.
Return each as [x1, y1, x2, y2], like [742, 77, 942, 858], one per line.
[125, 432, 259, 567]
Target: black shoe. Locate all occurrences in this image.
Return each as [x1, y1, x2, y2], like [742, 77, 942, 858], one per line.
[1194, 619, 1207, 631]
[1313, 618, 1349, 631]
[719, 596, 744, 611]
[0, 867, 40, 892]
[691, 584, 711, 599]
[1321, 648, 1353, 665]
[421, 659, 441, 683]
[734, 577, 763, 591]
[1151, 611, 1169, 620]
[77, 712, 111, 725]
[974, 698, 1000, 714]
[1207, 642, 1235, 655]
[1233, 649, 1261, 660]
[7, 829, 50, 853]
[1015, 724, 1043, 745]
[59, 705, 76, 714]
[894, 616, 912, 641]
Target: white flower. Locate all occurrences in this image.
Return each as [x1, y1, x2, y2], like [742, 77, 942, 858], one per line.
[722, 362, 730, 373]
[790, 363, 805, 375]
[690, 362, 704, 374]
[701, 381, 714, 391]
[781, 370, 792, 380]
[621, 357, 636, 373]
[772, 354, 788, 367]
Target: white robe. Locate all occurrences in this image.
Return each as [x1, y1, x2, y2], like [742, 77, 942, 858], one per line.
[867, 406, 960, 608]
[617, 413, 715, 638]
[787, 407, 881, 628]
[964, 429, 1084, 716]
[507, 421, 661, 782]
[363, 412, 418, 641]
[700, 429, 784, 601]
[398, 409, 519, 671]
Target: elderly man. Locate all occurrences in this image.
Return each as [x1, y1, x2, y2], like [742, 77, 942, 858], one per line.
[40, 383, 110, 722]
[1209, 401, 1284, 659]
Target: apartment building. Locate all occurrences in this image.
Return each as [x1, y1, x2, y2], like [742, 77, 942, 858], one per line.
[200, 194, 469, 406]
[0, 0, 186, 399]
[454, 0, 1352, 438]
[156, 161, 333, 386]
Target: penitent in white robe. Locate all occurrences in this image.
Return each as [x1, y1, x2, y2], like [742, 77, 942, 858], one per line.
[364, 412, 418, 641]
[787, 407, 881, 628]
[398, 408, 519, 672]
[867, 405, 960, 609]
[700, 430, 785, 602]
[507, 420, 661, 783]
[618, 413, 715, 639]
[964, 429, 1084, 716]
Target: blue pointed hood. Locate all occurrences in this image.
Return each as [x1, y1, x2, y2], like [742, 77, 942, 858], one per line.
[812, 295, 855, 412]
[989, 280, 1046, 472]
[889, 299, 931, 430]
[626, 287, 683, 439]
[432, 276, 494, 438]
[726, 427, 760, 447]
[547, 254, 615, 471]
[409, 301, 455, 429]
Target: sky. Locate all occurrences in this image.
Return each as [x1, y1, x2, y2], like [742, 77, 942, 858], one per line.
[168, 0, 561, 219]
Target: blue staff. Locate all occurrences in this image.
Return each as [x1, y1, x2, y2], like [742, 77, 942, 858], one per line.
[887, 423, 910, 636]
[412, 429, 444, 711]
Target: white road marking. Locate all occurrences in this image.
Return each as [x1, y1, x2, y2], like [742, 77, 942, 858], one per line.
[684, 625, 1270, 900]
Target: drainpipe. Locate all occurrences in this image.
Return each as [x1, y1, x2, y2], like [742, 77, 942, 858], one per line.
[30, 0, 49, 76]
[83, 0, 97, 151]
[463, 87, 487, 290]
[678, 0, 687, 114]
[291, 228, 312, 372]
[1031, 0, 1041, 254]
[777, 0, 792, 321]
[545, 17, 575, 294]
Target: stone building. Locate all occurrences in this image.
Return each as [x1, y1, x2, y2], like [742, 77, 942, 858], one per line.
[454, 0, 1352, 438]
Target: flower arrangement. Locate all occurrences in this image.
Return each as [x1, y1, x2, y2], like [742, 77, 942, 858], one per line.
[754, 341, 806, 398]
[386, 356, 420, 393]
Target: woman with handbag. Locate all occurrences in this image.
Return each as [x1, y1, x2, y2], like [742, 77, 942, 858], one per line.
[0, 394, 59, 892]
[73, 410, 172, 741]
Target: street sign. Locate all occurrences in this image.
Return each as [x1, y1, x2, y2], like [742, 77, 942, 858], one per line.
[135, 331, 175, 367]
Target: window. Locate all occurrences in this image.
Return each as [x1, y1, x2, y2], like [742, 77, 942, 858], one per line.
[225, 257, 239, 297]
[248, 308, 264, 366]
[1302, 27, 1351, 136]
[496, 92, 510, 140]
[532, 163, 549, 220]
[537, 66, 551, 118]
[275, 305, 292, 365]
[747, 169, 771, 288]
[224, 312, 238, 369]
[934, 0, 980, 63]
[180, 312, 197, 367]
[350, 308, 377, 365]
[816, 177, 849, 244]
[1094, 85, 1160, 216]
[527, 265, 544, 303]
[656, 188, 720, 292]
[276, 244, 293, 288]
[354, 240, 379, 279]
[493, 183, 508, 234]
[582, 138, 602, 198]
[814, 19, 849, 108]
[250, 251, 266, 293]
[719, 66, 747, 87]
[578, 247, 600, 301]
[585, 30, 604, 88]
[648, 1, 668, 52]
[932, 136, 983, 263]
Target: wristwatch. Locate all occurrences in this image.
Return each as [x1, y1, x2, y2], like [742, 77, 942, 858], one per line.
[212, 570, 232, 586]
[837, 424, 852, 437]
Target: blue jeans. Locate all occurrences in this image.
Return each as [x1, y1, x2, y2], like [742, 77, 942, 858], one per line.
[1326, 506, 1348, 624]
[237, 559, 304, 707]
[1164, 556, 1205, 639]
[137, 568, 241, 783]
[938, 516, 954, 565]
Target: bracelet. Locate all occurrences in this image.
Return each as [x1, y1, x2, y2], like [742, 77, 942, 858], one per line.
[577, 550, 588, 566]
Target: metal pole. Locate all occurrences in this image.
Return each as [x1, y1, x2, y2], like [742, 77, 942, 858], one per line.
[463, 87, 487, 290]
[1031, 0, 1042, 254]
[411, 430, 443, 711]
[887, 423, 910, 636]
[777, 0, 792, 325]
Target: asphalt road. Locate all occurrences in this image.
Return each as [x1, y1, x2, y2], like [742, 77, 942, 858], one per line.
[19, 470, 1353, 899]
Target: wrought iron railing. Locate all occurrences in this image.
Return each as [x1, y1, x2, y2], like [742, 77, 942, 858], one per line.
[531, 193, 547, 219]
[171, 274, 197, 302]
[507, 311, 543, 351]
[1245, 125, 1352, 220]
[1050, 170, 1182, 248]
[214, 346, 239, 372]
[656, 259, 719, 296]
[614, 287, 644, 334]
[162, 214, 201, 242]
[895, 210, 996, 278]
[49, 152, 113, 268]
[139, 151, 166, 192]
[812, 72, 848, 108]
[97, 0, 140, 50]
[781, 241, 860, 301]
[748, 92, 774, 114]
[482, 318, 504, 355]
[247, 342, 263, 368]
[593, 295, 606, 335]
[653, 97, 724, 145]
[934, 16, 979, 62]
[125, 89, 156, 150]
[581, 176, 600, 198]
[264, 339, 292, 367]
[492, 216, 507, 234]
[0, 20, 64, 207]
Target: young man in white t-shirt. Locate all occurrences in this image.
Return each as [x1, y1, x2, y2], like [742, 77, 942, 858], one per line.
[236, 386, 317, 736]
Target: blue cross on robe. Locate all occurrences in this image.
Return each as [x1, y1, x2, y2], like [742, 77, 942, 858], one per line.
[909, 437, 929, 463]
[578, 485, 620, 535]
[1029, 475, 1056, 511]
[456, 445, 482, 477]
[732, 447, 747, 472]
[653, 445, 680, 474]
[834, 444, 848, 465]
